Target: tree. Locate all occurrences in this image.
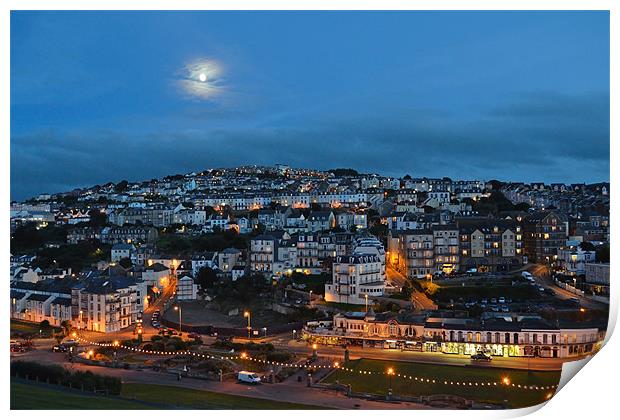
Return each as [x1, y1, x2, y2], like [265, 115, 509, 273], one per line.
[596, 244, 610, 263]
[514, 202, 530, 211]
[60, 320, 72, 335]
[195, 267, 218, 293]
[579, 241, 596, 252]
[89, 210, 108, 227]
[118, 257, 133, 269]
[114, 180, 129, 193]
[39, 320, 52, 335]
[401, 280, 414, 300]
[487, 180, 504, 191]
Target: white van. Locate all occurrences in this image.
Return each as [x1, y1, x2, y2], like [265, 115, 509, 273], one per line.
[238, 371, 261, 384]
[522, 271, 534, 281]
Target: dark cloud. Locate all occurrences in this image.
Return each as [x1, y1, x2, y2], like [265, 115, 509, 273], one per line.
[11, 91, 609, 200]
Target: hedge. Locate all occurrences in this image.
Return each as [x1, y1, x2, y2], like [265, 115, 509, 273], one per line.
[10, 361, 122, 395]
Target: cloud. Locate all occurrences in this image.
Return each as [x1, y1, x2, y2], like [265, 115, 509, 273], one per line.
[10, 91, 609, 200]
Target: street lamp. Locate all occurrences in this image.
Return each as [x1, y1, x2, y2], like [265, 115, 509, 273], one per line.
[174, 305, 182, 335]
[262, 327, 267, 338]
[292, 329, 296, 340]
[387, 368, 395, 395]
[309, 290, 312, 305]
[79, 310, 83, 331]
[244, 311, 251, 339]
[365, 294, 369, 312]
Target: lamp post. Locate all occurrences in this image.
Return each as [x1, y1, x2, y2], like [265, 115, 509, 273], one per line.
[174, 305, 182, 335]
[387, 368, 394, 398]
[365, 294, 369, 312]
[292, 329, 296, 340]
[262, 327, 267, 338]
[79, 310, 83, 332]
[244, 311, 251, 339]
[309, 290, 312, 306]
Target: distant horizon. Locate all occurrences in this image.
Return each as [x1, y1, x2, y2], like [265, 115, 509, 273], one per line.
[11, 162, 610, 202]
[11, 11, 610, 200]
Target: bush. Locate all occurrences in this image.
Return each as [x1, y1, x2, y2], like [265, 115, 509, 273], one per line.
[10, 361, 121, 395]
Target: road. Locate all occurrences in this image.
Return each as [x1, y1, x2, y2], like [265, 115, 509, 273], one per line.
[529, 264, 607, 310]
[387, 267, 438, 310]
[12, 344, 427, 410]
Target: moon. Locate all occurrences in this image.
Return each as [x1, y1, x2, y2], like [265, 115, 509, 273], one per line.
[199, 73, 207, 82]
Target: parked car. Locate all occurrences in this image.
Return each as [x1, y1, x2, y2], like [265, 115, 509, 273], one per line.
[471, 352, 492, 361]
[238, 371, 261, 384]
[498, 297, 505, 304]
[522, 271, 533, 281]
[52, 344, 70, 352]
[187, 333, 200, 340]
[11, 345, 27, 353]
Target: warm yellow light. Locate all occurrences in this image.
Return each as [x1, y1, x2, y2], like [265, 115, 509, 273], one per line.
[138, 328, 143, 334]
[580, 308, 586, 313]
[312, 344, 317, 350]
[387, 368, 394, 375]
[174, 306, 179, 311]
[244, 311, 250, 317]
[334, 361, 340, 368]
[113, 340, 119, 346]
[241, 352, 247, 359]
[72, 332, 77, 338]
[502, 377, 511, 386]
[546, 392, 553, 400]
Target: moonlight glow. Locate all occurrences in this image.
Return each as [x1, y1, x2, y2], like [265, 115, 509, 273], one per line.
[177, 58, 224, 100]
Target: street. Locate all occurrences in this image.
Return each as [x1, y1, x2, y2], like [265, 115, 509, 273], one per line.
[529, 264, 607, 310]
[387, 267, 438, 310]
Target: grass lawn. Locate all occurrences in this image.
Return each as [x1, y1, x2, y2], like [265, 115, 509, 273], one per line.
[324, 358, 560, 409]
[10, 380, 153, 409]
[10, 320, 61, 336]
[121, 383, 323, 409]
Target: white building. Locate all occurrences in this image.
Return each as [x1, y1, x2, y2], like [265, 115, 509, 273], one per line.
[325, 254, 384, 305]
[111, 243, 135, 263]
[557, 246, 596, 276]
[176, 275, 199, 300]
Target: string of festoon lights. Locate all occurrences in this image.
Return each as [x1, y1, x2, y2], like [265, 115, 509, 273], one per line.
[73, 334, 557, 392]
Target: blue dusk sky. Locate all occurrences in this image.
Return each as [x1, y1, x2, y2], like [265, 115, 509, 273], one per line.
[11, 11, 609, 200]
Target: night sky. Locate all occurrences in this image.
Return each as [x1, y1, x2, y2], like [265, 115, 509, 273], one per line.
[11, 11, 609, 200]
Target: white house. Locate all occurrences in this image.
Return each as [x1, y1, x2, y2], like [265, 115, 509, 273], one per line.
[176, 275, 199, 300]
[111, 243, 135, 263]
[325, 254, 385, 305]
